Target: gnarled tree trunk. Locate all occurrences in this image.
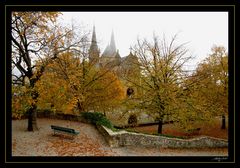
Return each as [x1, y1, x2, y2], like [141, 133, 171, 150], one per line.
[27, 79, 39, 131]
[27, 103, 38, 131]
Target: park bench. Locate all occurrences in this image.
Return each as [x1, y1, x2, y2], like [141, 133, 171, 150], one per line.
[51, 125, 79, 138]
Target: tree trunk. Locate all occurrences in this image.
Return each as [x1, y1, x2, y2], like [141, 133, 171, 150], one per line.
[27, 104, 38, 131]
[27, 80, 39, 131]
[221, 115, 226, 129]
[157, 120, 163, 134]
[77, 100, 85, 112]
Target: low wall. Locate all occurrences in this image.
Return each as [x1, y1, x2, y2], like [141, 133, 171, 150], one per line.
[97, 125, 228, 148]
[37, 111, 91, 123]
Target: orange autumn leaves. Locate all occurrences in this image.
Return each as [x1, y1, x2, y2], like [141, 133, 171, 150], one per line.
[35, 52, 125, 114]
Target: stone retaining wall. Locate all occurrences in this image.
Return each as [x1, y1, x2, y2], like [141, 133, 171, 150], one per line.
[97, 125, 228, 148]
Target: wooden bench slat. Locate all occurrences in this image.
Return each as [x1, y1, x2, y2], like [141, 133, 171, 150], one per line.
[51, 125, 79, 136]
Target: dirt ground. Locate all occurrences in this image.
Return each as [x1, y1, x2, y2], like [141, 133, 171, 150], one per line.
[12, 118, 228, 156]
[130, 118, 228, 139]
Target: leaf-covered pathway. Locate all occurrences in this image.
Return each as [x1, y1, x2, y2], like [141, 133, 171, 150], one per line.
[12, 119, 228, 156]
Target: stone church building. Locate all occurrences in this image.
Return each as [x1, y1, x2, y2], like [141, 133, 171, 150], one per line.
[88, 26, 154, 126]
[89, 26, 139, 72]
[88, 26, 140, 97]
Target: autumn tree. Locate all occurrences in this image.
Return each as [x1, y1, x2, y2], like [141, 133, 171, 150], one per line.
[188, 46, 228, 129]
[35, 51, 125, 116]
[12, 85, 33, 119]
[131, 34, 192, 134]
[174, 76, 216, 130]
[11, 12, 85, 131]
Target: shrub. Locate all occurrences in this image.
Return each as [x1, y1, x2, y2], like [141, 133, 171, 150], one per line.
[81, 112, 104, 123]
[81, 112, 115, 130]
[96, 117, 114, 129]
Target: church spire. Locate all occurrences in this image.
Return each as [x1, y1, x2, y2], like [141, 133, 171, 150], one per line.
[110, 30, 116, 52]
[89, 25, 99, 64]
[102, 29, 117, 58]
[91, 25, 97, 44]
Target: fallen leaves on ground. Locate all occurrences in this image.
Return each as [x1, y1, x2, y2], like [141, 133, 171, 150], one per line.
[47, 132, 117, 156]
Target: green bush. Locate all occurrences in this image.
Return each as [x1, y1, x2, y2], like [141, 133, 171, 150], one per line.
[81, 112, 104, 123]
[96, 117, 114, 129]
[81, 112, 115, 130]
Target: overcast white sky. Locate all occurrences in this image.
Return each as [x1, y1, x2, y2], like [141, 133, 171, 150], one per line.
[59, 12, 228, 70]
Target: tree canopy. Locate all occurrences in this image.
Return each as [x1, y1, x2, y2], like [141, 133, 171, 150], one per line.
[11, 12, 228, 134]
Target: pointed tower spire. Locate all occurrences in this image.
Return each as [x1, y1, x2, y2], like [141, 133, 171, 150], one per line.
[89, 25, 99, 65]
[91, 25, 97, 44]
[110, 30, 116, 52]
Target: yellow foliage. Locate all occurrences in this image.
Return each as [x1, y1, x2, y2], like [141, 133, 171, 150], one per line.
[35, 52, 125, 114]
[12, 85, 34, 119]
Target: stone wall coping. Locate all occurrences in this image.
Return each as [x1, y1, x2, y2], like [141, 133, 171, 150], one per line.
[101, 125, 228, 142]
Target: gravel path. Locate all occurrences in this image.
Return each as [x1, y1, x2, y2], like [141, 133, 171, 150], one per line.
[12, 119, 228, 156]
